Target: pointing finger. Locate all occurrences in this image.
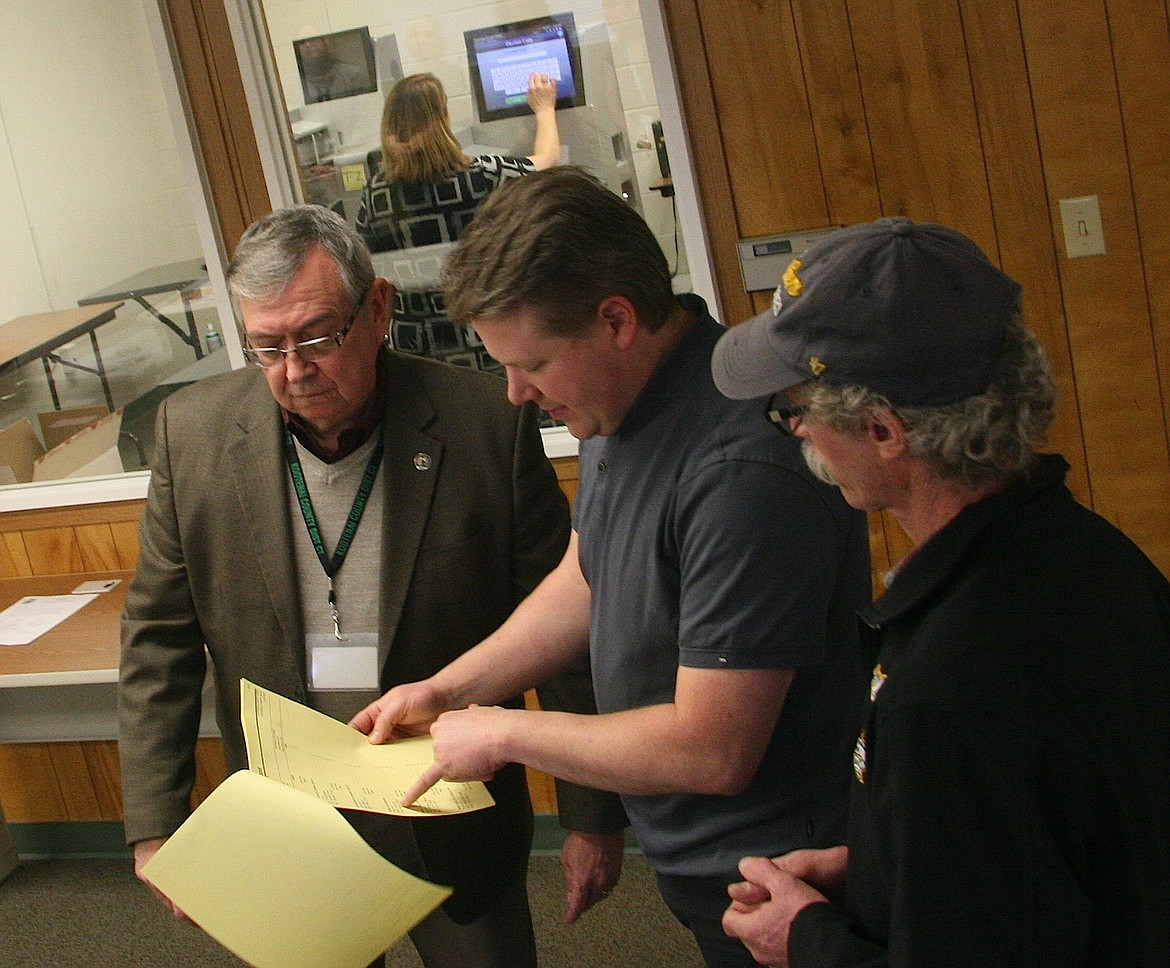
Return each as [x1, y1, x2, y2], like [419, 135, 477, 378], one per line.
[401, 762, 445, 807]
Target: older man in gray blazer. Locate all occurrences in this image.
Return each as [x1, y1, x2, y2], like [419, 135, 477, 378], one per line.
[118, 205, 625, 968]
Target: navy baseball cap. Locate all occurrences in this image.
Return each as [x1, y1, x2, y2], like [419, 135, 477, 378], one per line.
[712, 216, 1022, 406]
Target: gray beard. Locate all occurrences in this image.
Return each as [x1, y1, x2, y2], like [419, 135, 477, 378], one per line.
[801, 440, 839, 487]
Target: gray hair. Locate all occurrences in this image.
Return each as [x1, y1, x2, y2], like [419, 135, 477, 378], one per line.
[226, 204, 374, 313]
[801, 308, 1056, 489]
[442, 166, 675, 336]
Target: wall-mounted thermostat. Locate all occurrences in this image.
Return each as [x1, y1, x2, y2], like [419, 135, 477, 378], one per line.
[737, 227, 840, 292]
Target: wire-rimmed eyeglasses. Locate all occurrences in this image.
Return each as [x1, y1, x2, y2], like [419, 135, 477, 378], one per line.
[242, 283, 371, 368]
[765, 393, 808, 436]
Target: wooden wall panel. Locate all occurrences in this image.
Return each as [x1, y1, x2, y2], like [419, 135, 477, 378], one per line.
[660, 0, 754, 327]
[662, 0, 1170, 579]
[960, 0, 1090, 502]
[0, 533, 31, 577]
[0, 740, 121, 823]
[866, 512, 893, 600]
[0, 501, 146, 580]
[551, 456, 580, 506]
[191, 738, 227, 807]
[22, 527, 84, 575]
[695, 2, 825, 238]
[848, 0, 996, 240]
[1110, 0, 1170, 450]
[81, 741, 124, 820]
[51, 744, 106, 820]
[110, 519, 142, 571]
[76, 524, 126, 572]
[790, 0, 881, 228]
[0, 744, 67, 822]
[1020, 0, 1170, 570]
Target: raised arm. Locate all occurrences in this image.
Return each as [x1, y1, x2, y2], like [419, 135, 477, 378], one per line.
[525, 73, 561, 170]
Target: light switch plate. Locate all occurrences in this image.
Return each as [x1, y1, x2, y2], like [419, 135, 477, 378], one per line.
[1059, 195, 1106, 258]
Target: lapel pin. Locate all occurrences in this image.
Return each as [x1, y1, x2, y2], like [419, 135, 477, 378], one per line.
[413, 452, 432, 471]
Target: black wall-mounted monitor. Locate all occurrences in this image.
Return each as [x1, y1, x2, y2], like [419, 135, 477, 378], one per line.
[294, 26, 378, 105]
[464, 13, 586, 123]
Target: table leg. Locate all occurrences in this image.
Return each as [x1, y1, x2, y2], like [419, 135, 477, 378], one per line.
[181, 291, 204, 361]
[134, 295, 203, 361]
[87, 331, 115, 410]
[41, 358, 61, 410]
[43, 335, 114, 411]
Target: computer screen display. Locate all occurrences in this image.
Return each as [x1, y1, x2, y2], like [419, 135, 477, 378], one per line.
[294, 26, 378, 105]
[464, 13, 586, 123]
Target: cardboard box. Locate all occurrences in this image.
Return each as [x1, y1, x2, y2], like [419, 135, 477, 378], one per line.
[0, 408, 124, 483]
[0, 418, 46, 484]
[32, 409, 123, 481]
[38, 406, 110, 451]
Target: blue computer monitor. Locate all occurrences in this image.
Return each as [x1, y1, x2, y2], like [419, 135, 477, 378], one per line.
[464, 13, 586, 123]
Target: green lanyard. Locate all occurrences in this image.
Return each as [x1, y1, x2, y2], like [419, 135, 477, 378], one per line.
[283, 426, 384, 639]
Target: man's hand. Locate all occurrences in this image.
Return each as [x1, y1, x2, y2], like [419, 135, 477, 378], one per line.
[133, 837, 191, 922]
[349, 680, 448, 745]
[561, 830, 625, 925]
[722, 851, 839, 968]
[773, 845, 847, 903]
[401, 705, 510, 806]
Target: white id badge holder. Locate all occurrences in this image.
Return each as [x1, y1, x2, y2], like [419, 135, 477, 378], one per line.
[306, 633, 379, 691]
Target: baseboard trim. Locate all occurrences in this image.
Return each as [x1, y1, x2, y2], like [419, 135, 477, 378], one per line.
[10, 815, 634, 860]
[10, 821, 131, 859]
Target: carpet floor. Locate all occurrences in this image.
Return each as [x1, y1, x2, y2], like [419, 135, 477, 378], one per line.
[0, 851, 705, 967]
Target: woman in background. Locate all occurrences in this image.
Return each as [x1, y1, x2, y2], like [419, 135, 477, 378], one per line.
[357, 71, 559, 253]
[356, 71, 560, 374]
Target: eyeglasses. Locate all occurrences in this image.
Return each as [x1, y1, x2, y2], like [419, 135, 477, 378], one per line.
[766, 394, 808, 436]
[242, 283, 371, 368]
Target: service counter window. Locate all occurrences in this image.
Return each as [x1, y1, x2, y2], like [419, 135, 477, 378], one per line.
[0, 0, 239, 511]
[228, 0, 716, 458]
[0, 0, 717, 515]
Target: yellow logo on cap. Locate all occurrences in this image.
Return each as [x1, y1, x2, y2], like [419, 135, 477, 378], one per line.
[808, 356, 826, 376]
[782, 259, 804, 297]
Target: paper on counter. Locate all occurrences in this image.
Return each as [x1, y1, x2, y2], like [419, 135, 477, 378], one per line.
[142, 769, 451, 968]
[240, 678, 494, 816]
[0, 594, 96, 645]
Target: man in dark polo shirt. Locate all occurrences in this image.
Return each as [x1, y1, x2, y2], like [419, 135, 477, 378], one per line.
[351, 168, 872, 968]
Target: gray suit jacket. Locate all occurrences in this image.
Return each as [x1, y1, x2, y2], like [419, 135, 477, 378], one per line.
[119, 348, 623, 922]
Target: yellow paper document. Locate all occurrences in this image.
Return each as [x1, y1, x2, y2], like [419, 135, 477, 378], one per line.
[142, 770, 451, 968]
[240, 678, 494, 815]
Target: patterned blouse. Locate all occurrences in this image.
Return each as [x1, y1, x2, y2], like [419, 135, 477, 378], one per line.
[356, 155, 535, 252]
[355, 155, 537, 384]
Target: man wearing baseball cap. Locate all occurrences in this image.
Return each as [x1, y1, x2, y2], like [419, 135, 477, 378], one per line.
[714, 216, 1170, 967]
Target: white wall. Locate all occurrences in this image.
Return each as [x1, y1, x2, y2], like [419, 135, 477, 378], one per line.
[0, 0, 201, 320]
[258, 0, 684, 273]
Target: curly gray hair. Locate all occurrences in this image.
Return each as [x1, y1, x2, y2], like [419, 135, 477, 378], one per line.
[799, 308, 1055, 489]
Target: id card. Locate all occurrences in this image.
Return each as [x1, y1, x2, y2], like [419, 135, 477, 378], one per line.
[307, 632, 379, 691]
